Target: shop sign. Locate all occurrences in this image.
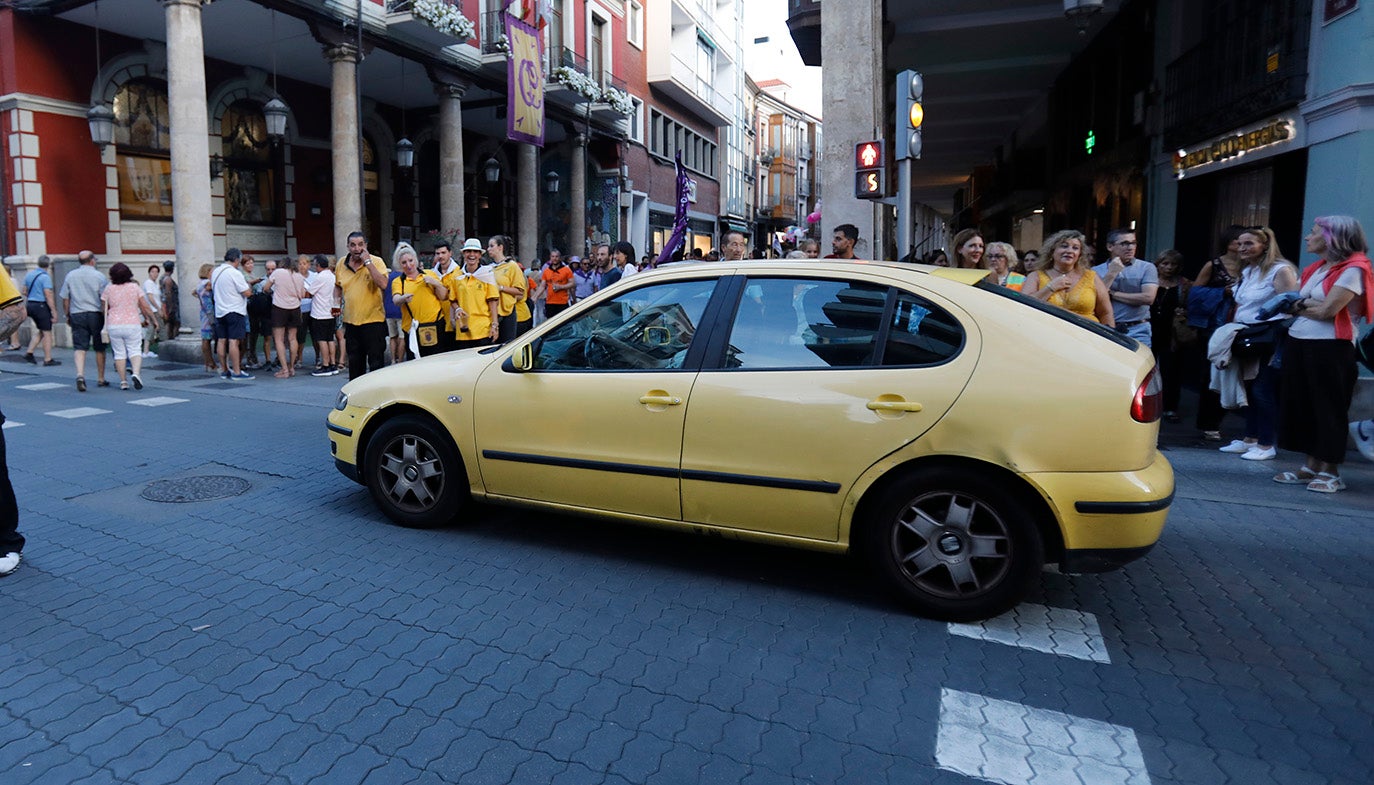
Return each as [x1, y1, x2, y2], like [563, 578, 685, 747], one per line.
[1173, 115, 1298, 179]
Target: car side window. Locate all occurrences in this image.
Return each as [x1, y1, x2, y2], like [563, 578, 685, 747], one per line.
[532, 279, 717, 371]
[724, 279, 888, 369]
[882, 290, 964, 366]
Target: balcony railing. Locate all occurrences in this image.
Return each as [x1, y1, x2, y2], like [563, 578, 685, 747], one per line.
[1162, 0, 1311, 148]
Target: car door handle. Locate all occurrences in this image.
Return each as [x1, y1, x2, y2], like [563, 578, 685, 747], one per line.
[867, 399, 923, 412]
[640, 395, 683, 406]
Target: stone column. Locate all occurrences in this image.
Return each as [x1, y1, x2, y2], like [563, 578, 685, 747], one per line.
[517, 144, 539, 261]
[163, 0, 214, 339]
[820, 0, 885, 258]
[326, 43, 363, 255]
[435, 81, 468, 238]
[569, 132, 587, 258]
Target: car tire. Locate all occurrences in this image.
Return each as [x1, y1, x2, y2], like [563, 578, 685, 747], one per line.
[859, 467, 1043, 622]
[363, 414, 469, 529]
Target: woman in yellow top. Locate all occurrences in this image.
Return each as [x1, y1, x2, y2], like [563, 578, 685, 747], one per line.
[1021, 229, 1115, 326]
[488, 234, 532, 341]
[444, 239, 500, 349]
[389, 243, 449, 358]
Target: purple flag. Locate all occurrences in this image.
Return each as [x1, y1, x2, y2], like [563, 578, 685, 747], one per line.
[656, 152, 690, 265]
[506, 15, 544, 146]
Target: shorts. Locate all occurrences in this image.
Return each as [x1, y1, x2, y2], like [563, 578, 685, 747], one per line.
[310, 317, 337, 343]
[386, 317, 402, 339]
[69, 311, 106, 351]
[26, 301, 52, 331]
[213, 312, 248, 340]
[271, 305, 302, 330]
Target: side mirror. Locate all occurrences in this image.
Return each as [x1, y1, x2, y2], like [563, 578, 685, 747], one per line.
[513, 342, 534, 372]
[643, 326, 671, 346]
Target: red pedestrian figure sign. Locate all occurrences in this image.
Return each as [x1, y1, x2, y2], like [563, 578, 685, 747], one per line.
[854, 140, 885, 199]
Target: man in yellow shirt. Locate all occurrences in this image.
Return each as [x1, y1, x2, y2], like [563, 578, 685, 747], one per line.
[334, 231, 389, 378]
[445, 238, 499, 349]
[389, 243, 449, 357]
[0, 263, 27, 575]
[488, 234, 531, 341]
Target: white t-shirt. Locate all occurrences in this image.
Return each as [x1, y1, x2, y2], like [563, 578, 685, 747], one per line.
[1287, 263, 1365, 341]
[1232, 261, 1295, 324]
[211, 264, 249, 318]
[622, 263, 639, 278]
[305, 269, 337, 320]
[142, 278, 161, 309]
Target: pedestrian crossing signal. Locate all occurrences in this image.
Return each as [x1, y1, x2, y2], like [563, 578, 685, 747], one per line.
[854, 140, 885, 199]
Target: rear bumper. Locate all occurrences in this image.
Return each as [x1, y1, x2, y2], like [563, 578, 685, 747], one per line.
[1028, 451, 1174, 568]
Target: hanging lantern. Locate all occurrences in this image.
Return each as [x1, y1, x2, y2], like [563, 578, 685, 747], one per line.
[396, 137, 415, 170]
[483, 157, 501, 183]
[87, 103, 115, 149]
[263, 97, 288, 140]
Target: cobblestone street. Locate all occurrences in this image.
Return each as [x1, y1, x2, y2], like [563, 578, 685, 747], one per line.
[1, 353, 1371, 784]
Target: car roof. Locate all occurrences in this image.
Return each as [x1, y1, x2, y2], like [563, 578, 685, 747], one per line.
[638, 260, 991, 285]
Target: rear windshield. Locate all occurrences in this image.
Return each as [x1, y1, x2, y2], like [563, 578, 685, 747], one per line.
[974, 280, 1138, 350]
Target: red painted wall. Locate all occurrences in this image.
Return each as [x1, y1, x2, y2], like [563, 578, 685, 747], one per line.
[34, 113, 109, 254]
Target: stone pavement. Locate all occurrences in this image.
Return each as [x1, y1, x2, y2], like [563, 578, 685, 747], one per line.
[0, 348, 1371, 784]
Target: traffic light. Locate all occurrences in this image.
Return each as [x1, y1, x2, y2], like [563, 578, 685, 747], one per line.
[854, 139, 885, 199]
[895, 69, 923, 160]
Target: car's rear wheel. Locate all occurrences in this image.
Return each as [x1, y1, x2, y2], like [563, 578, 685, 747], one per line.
[363, 414, 468, 529]
[860, 468, 1042, 621]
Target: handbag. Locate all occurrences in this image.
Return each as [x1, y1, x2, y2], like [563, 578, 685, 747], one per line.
[404, 298, 441, 348]
[1232, 318, 1292, 360]
[1172, 312, 1198, 345]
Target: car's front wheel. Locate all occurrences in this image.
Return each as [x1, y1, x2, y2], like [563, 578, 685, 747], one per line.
[363, 414, 468, 529]
[860, 468, 1043, 621]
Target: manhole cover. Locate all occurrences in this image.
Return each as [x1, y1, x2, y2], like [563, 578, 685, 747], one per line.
[142, 475, 251, 503]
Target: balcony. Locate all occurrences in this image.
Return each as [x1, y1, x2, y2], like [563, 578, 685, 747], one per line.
[1162, 0, 1311, 148]
[385, 0, 474, 49]
[648, 53, 732, 127]
[786, 0, 821, 67]
[480, 10, 507, 56]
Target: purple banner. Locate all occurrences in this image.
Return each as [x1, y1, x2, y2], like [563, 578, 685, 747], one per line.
[506, 15, 544, 146]
[656, 152, 690, 265]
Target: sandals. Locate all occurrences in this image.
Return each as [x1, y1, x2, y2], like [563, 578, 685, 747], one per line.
[1306, 473, 1345, 494]
[1273, 468, 1317, 484]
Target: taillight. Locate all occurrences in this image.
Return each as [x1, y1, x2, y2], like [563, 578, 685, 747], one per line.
[1131, 366, 1162, 423]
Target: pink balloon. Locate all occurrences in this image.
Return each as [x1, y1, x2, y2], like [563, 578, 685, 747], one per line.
[806, 211, 821, 224]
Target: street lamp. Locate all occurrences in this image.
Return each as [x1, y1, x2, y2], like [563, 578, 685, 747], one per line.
[545, 171, 560, 193]
[263, 97, 288, 140]
[483, 156, 501, 183]
[1063, 0, 1104, 34]
[396, 137, 415, 170]
[87, 103, 115, 149]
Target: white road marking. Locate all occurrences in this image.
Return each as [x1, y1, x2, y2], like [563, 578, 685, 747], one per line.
[949, 603, 1111, 664]
[45, 407, 112, 419]
[128, 397, 189, 407]
[17, 383, 65, 391]
[936, 688, 1151, 785]
[2, 421, 23, 429]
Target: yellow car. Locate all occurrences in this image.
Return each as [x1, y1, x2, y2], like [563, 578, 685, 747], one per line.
[328, 261, 1172, 621]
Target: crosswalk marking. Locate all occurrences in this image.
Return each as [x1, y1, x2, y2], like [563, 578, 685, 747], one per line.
[949, 603, 1111, 664]
[936, 688, 1150, 785]
[128, 397, 189, 408]
[45, 407, 112, 419]
[17, 382, 65, 391]
[2, 421, 24, 429]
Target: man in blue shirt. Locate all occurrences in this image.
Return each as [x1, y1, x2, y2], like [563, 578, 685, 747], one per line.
[22, 255, 59, 366]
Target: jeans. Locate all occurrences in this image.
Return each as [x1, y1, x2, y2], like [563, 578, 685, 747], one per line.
[1243, 362, 1280, 445]
[1118, 321, 1152, 348]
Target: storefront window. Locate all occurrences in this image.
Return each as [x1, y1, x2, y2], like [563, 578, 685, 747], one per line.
[221, 101, 278, 225]
[113, 78, 173, 220]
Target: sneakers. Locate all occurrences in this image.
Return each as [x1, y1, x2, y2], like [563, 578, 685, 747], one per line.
[1350, 420, 1374, 463]
[220, 370, 231, 380]
[119, 380, 129, 390]
[311, 366, 335, 377]
[23, 353, 35, 364]
[76, 376, 86, 392]
[131, 373, 143, 391]
[43, 358, 61, 366]
[1201, 430, 1222, 442]
[1241, 446, 1276, 461]
[229, 370, 254, 380]
[0, 551, 19, 576]
[1219, 440, 1254, 454]
[96, 379, 110, 388]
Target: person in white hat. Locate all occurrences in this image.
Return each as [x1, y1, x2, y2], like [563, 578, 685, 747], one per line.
[442, 238, 500, 349]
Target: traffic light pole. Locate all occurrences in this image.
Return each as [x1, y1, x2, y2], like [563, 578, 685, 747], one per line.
[896, 158, 912, 261]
